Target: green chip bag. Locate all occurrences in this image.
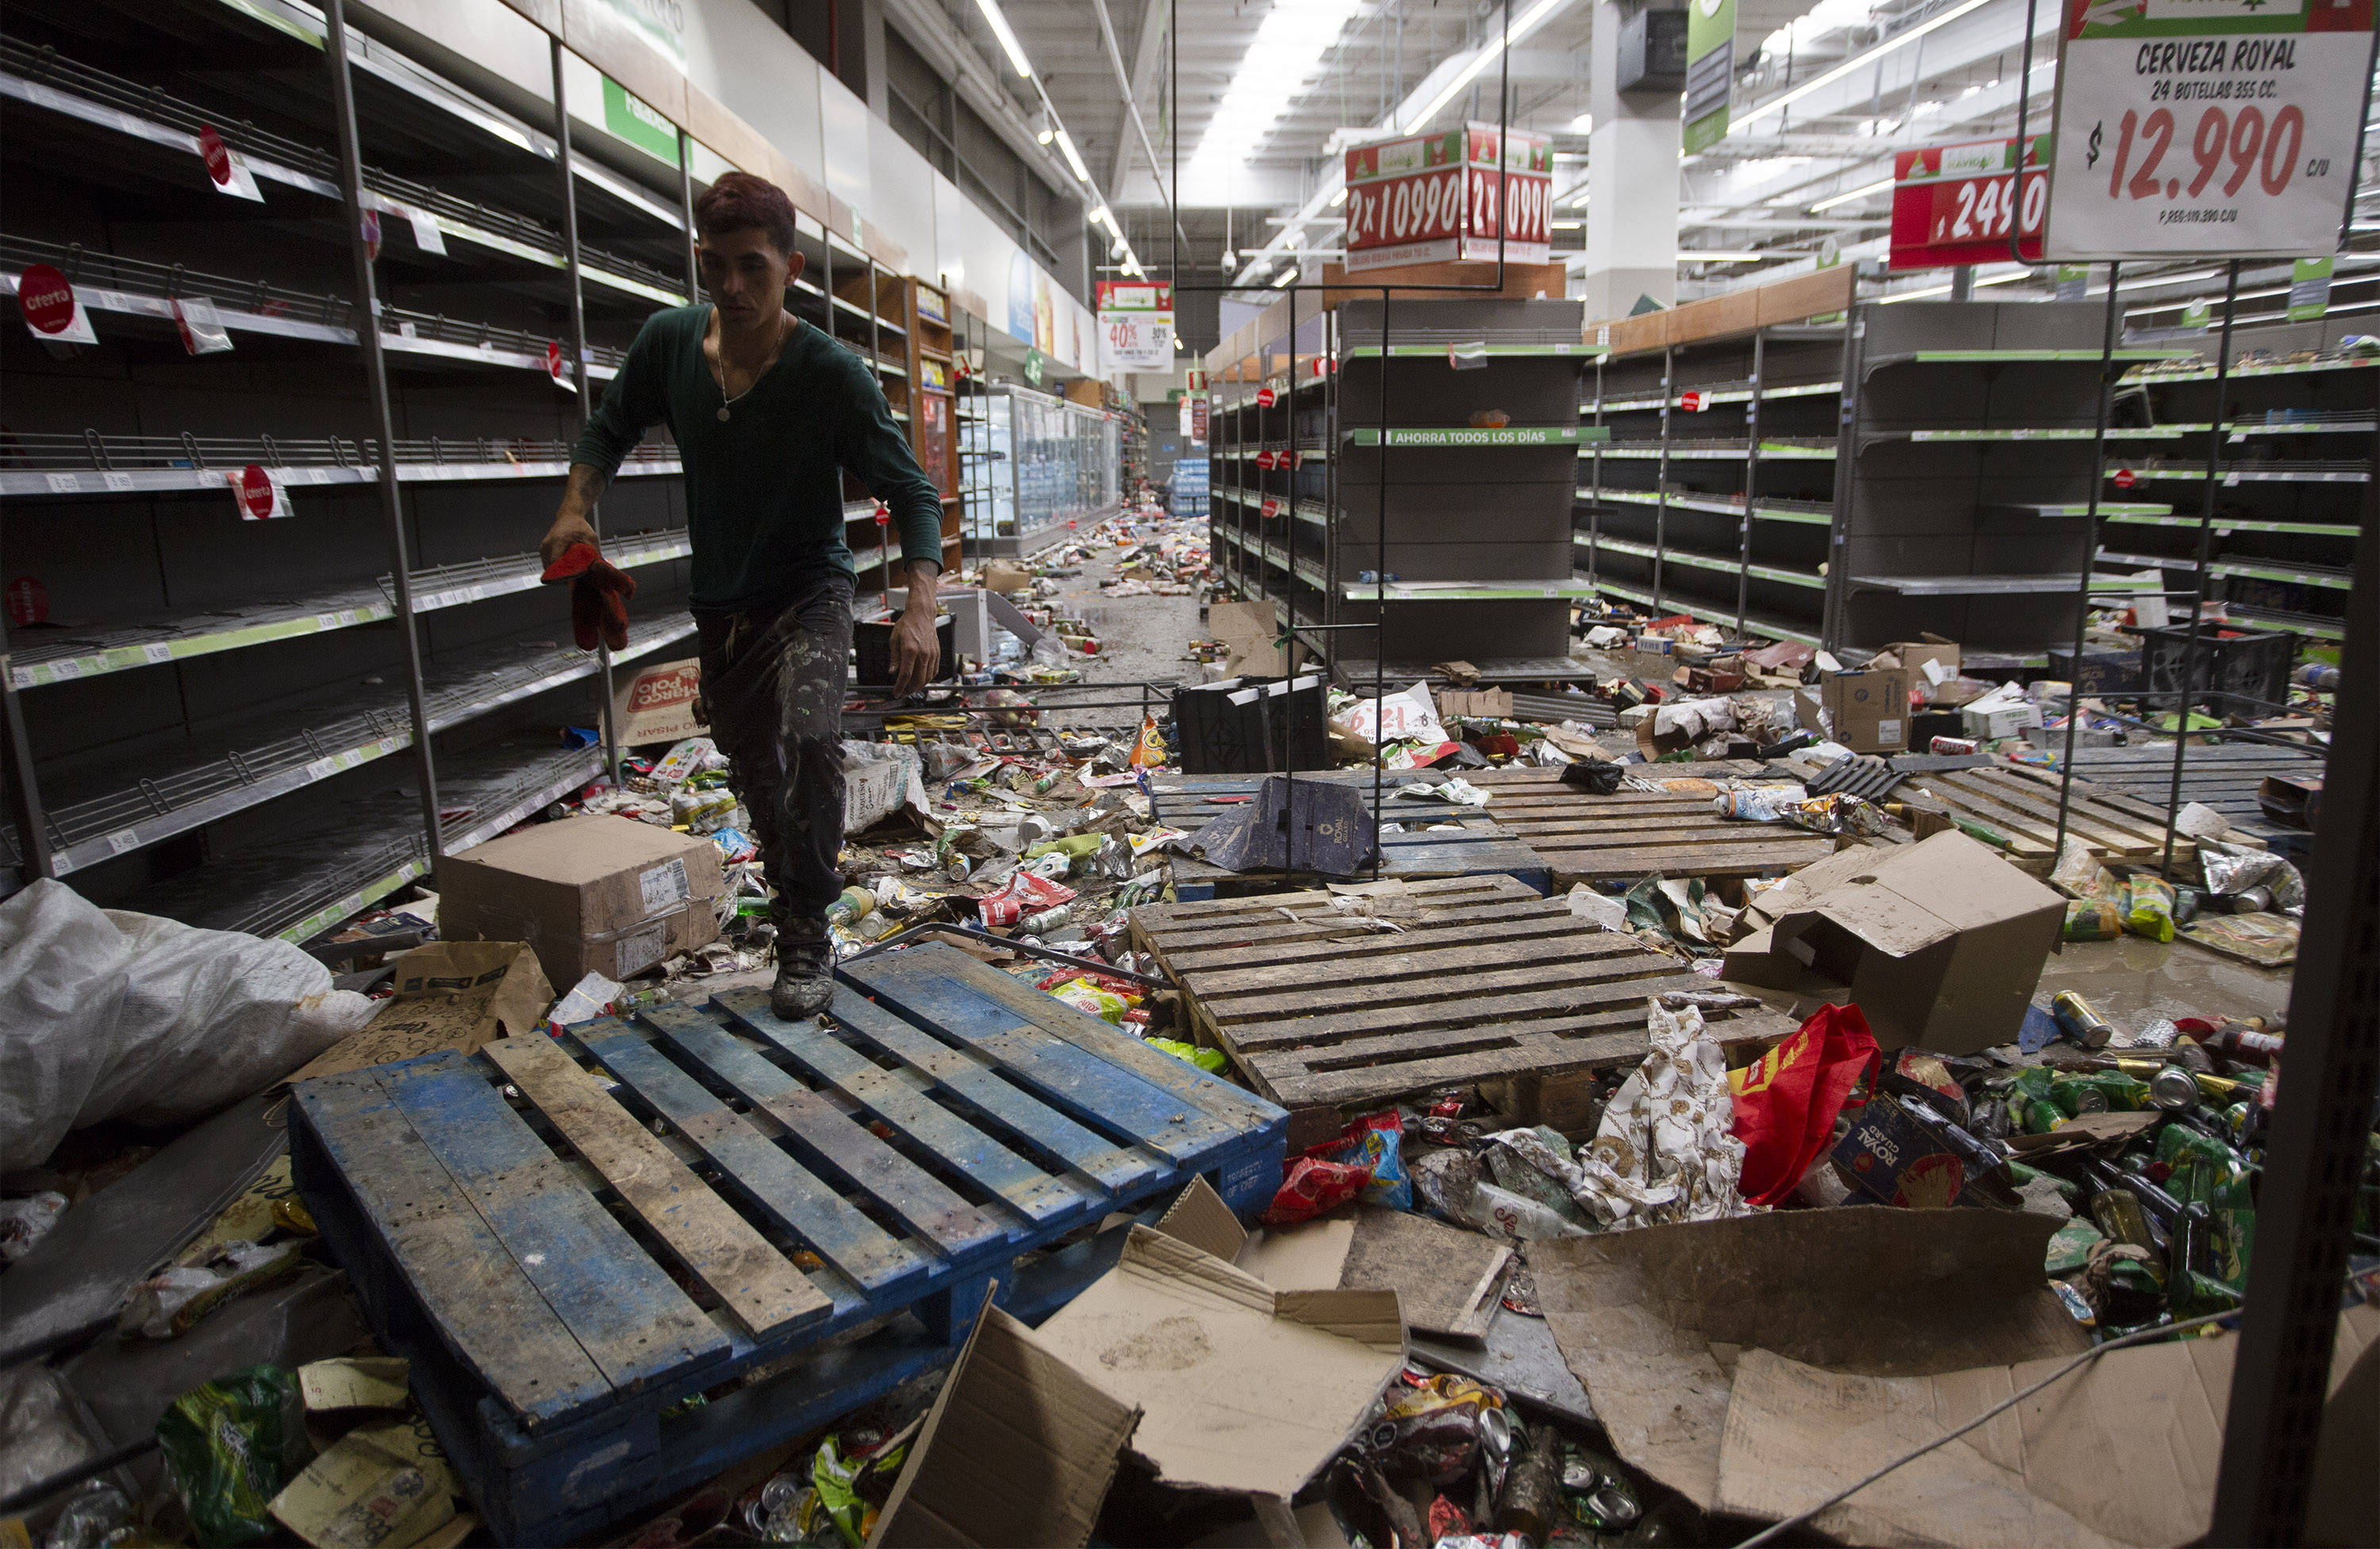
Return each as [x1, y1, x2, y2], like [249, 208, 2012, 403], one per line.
[155, 1364, 306, 1547]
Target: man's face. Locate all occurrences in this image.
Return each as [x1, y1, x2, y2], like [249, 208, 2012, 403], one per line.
[698, 228, 804, 330]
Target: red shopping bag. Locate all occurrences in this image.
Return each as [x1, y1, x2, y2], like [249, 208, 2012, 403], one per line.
[1728, 1003, 1880, 1207]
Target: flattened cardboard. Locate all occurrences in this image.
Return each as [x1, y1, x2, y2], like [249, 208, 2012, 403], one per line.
[1036, 1225, 1405, 1499]
[286, 941, 552, 1083]
[867, 1305, 1137, 1549]
[1527, 1206, 2087, 1511]
[1721, 830, 2063, 1054]
[1715, 1303, 2379, 1548]
[436, 815, 722, 988]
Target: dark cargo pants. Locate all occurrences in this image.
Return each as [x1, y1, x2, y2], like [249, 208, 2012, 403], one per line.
[693, 573, 852, 933]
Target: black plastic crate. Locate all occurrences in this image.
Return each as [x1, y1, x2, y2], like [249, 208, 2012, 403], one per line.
[2137, 624, 2294, 715]
[2048, 648, 2143, 695]
[1171, 674, 1330, 773]
[854, 614, 957, 687]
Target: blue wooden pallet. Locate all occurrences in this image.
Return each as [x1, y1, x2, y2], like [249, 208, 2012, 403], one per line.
[290, 943, 1286, 1545]
[1148, 770, 1553, 900]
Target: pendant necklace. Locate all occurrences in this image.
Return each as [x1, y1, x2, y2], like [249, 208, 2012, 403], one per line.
[713, 310, 790, 421]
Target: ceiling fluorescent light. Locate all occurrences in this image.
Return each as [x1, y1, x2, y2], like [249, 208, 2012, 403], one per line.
[1184, 0, 1365, 193]
[1273, 267, 1298, 287]
[1329, 186, 1348, 206]
[973, 0, 1035, 78]
[1406, 0, 1569, 132]
[1055, 129, 1092, 182]
[1031, 108, 1054, 145]
[1734, 0, 1991, 133]
[1810, 176, 1894, 212]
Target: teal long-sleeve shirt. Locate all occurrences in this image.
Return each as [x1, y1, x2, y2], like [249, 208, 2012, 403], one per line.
[570, 305, 943, 612]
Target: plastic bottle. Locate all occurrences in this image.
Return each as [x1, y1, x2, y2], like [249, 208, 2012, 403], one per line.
[826, 886, 874, 926]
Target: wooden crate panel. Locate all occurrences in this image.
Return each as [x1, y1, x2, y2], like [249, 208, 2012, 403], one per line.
[1457, 768, 1834, 884]
[290, 944, 1286, 1546]
[1132, 875, 1796, 1125]
[1895, 763, 2202, 871]
[1150, 771, 1552, 897]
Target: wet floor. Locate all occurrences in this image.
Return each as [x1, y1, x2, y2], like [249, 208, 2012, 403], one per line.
[2035, 933, 2294, 1028]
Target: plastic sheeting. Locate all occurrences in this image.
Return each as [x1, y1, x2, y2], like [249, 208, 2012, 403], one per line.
[0, 881, 374, 1171]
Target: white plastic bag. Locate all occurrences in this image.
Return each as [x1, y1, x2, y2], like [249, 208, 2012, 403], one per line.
[0, 880, 375, 1171]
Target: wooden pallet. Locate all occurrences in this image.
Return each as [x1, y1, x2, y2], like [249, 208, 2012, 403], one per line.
[1130, 874, 1798, 1144]
[1894, 761, 2203, 874]
[290, 943, 1284, 1545]
[1147, 771, 1552, 900]
[1457, 767, 1835, 886]
[2058, 743, 2325, 845]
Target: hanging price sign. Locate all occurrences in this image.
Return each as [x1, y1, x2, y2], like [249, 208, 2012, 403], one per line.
[2043, 0, 2374, 260]
[15, 263, 98, 344]
[196, 124, 263, 200]
[232, 463, 292, 520]
[1095, 281, 1173, 371]
[1890, 135, 2048, 269]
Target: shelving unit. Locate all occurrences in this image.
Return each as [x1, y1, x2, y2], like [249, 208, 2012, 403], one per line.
[1203, 297, 1593, 678]
[1829, 303, 2197, 652]
[1576, 320, 1846, 648]
[895, 276, 962, 579]
[2098, 349, 2374, 647]
[0, 0, 714, 936]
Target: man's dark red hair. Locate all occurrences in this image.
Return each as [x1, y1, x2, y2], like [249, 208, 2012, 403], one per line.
[694, 171, 798, 255]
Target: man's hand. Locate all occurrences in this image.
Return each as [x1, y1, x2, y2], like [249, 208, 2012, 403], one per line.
[889, 562, 942, 696]
[541, 513, 600, 570]
[542, 464, 609, 568]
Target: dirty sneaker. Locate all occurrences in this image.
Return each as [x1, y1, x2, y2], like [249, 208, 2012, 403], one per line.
[770, 920, 834, 1019]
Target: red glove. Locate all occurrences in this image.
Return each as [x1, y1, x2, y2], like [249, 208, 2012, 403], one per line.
[539, 541, 635, 652]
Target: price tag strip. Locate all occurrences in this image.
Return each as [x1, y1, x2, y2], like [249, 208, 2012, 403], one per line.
[2044, 0, 2374, 259]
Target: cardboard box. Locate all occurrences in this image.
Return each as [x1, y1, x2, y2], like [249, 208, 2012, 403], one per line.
[1207, 599, 1292, 678]
[979, 560, 1033, 597]
[1962, 698, 2044, 740]
[869, 1182, 1405, 1542]
[286, 941, 552, 1082]
[1720, 831, 2064, 1054]
[436, 816, 723, 987]
[610, 656, 703, 748]
[1818, 667, 1910, 754]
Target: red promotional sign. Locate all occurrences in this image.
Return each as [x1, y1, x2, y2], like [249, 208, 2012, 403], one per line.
[1345, 122, 1552, 271]
[546, 340, 564, 380]
[360, 209, 382, 262]
[1889, 135, 2046, 271]
[1679, 390, 1706, 412]
[2113, 468, 2138, 490]
[1255, 386, 1276, 408]
[236, 464, 276, 521]
[873, 503, 890, 527]
[198, 125, 232, 187]
[1260, 497, 1282, 519]
[1254, 449, 1275, 470]
[16, 264, 76, 335]
[6, 576, 49, 628]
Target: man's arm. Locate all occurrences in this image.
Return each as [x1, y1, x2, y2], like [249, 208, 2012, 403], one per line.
[891, 557, 942, 695]
[542, 463, 609, 567]
[545, 316, 668, 564]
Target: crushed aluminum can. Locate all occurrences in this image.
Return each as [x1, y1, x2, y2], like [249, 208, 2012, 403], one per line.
[1499, 1266, 1542, 1318]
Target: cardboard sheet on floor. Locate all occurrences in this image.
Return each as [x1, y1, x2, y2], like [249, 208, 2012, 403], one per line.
[1526, 1206, 2086, 1512]
[1720, 830, 2063, 1054]
[285, 942, 551, 1083]
[1236, 1206, 1511, 1340]
[866, 1305, 1136, 1549]
[1036, 1226, 1405, 1499]
[1716, 1303, 2379, 1548]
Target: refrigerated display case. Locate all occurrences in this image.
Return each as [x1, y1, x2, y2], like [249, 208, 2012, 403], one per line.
[958, 383, 1124, 557]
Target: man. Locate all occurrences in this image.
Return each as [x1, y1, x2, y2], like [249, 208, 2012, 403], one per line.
[546, 171, 944, 1019]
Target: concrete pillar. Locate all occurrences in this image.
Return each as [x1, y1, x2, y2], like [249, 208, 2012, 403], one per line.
[1578, 0, 1680, 321]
